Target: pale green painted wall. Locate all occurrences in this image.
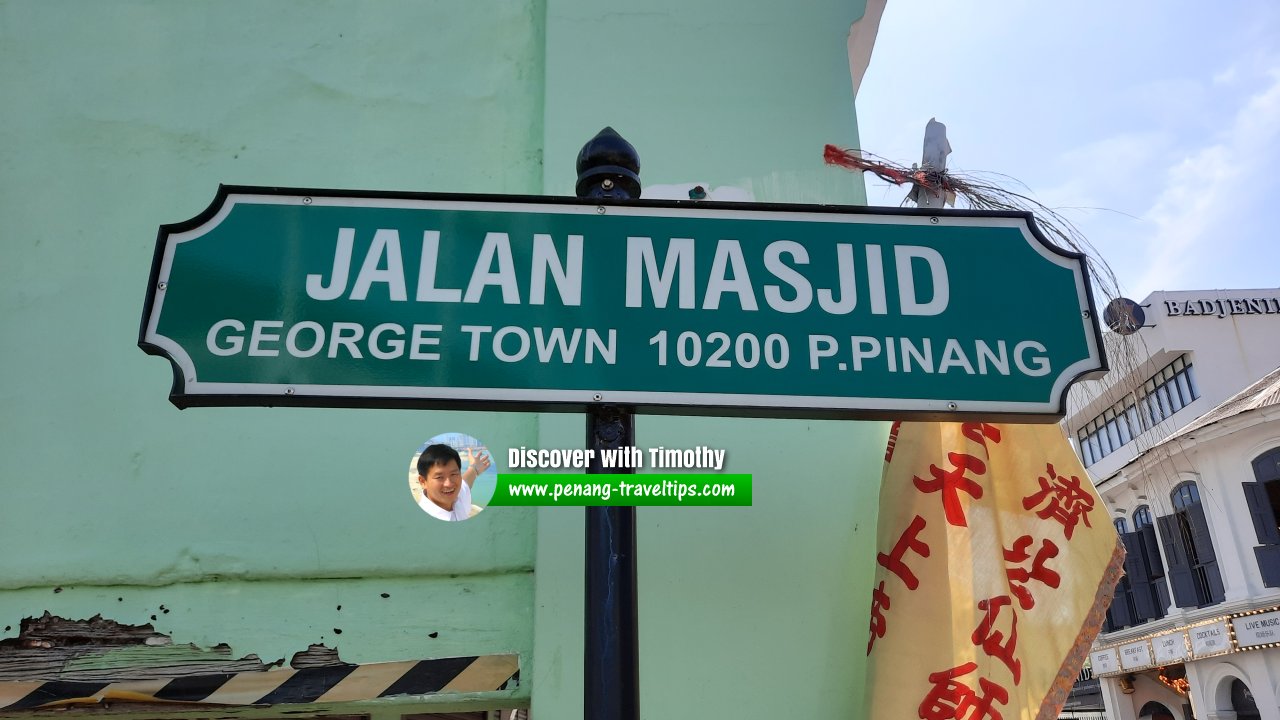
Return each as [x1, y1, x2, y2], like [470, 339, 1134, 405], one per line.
[0, 0, 542, 693]
[542, 0, 869, 204]
[1, 0, 884, 717]
[532, 415, 886, 720]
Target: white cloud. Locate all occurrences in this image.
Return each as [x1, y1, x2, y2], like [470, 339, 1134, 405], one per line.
[1130, 68, 1280, 296]
[1038, 131, 1174, 212]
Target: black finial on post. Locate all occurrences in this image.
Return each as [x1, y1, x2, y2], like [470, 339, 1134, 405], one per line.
[576, 127, 641, 199]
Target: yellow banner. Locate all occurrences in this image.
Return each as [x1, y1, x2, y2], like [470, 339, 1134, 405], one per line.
[866, 422, 1124, 720]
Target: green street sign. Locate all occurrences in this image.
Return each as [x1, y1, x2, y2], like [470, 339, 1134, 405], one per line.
[139, 186, 1105, 420]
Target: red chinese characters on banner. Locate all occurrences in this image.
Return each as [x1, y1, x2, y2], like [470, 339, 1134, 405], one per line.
[972, 596, 1021, 683]
[913, 453, 987, 527]
[868, 581, 891, 654]
[868, 509, 931, 654]
[886, 420, 904, 462]
[918, 662, 1009, 720]
[1003, 535, 1062, 611]
[870, 423, 1003, 660]
[1021, 463, 1095, 540]
[961, 422, 1002, 450]
[877, 514, 931, 590]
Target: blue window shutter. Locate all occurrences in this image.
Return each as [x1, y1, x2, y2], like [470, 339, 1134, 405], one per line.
[1152, 569, 1171, 611]
[1140, 524, 1165, 578]
[1108, 576, 1135, 629]
[1157, 514, 1198, 608]
[1204, 559, 1226, 604]
[1187, 502, 1225, 603]
[1243, 482, 1280, 545]
[1122, 531, 1150, 576]
[1253, 448, 1280, 483]
[1136, 528, 1167, 619]
[1255, 545, 1280, 588]
[1186, 501, 1217, 562]
[1121, 532, 1157, 620]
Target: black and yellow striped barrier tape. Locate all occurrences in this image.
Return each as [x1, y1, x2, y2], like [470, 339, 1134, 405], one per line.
[0, 654, 518, 711]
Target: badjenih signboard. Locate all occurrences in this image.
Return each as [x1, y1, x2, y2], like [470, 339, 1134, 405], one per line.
[139, 186, 1106, 420]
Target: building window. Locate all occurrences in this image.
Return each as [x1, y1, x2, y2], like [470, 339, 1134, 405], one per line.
[1111, 502, 1172, 630]
[1157, 483, 1225, 607]
[1133, 506, 1169, 615]
[1075, 355, 1199, 467]
[1104, 506, 1168, 632]
[1232, 678, 1262, 720]
[1134, 506, 1153, 530]
[1138, 702, 1178, 720]
[1244, 447, 1280, 587]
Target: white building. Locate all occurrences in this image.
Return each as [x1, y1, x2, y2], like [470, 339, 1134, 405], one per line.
[1066, 288, 1280, 720]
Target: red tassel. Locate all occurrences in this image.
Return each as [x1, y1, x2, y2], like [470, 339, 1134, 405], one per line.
[823, 144, 865, 170]
[825, 144, 954, 193]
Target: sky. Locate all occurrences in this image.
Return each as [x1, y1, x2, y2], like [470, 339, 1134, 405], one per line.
[855, 0, 1280, 302]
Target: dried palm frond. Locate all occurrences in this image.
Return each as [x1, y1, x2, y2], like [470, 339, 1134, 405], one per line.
[824, 143, 1176, 466]
[823, 144, 1120, 306]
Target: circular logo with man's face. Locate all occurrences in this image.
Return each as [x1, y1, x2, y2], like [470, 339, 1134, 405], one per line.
[409, 432, 495, 522]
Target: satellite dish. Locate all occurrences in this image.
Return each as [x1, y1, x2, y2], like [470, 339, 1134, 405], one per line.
[1103, 298, 1146, 335]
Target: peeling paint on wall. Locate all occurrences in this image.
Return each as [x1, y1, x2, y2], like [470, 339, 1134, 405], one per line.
[0, 613, 278, 682]
[0, 576, 532, 682]
[0, 614, 521, 712]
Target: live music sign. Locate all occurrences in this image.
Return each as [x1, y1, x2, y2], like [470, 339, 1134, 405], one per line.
[139, 186, 1106, 420]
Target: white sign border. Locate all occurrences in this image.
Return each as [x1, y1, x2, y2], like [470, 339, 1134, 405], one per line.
[140, 187, 1106, 418]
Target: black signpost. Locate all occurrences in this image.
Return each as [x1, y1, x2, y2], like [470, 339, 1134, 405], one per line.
[577, 128, 641, 720]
